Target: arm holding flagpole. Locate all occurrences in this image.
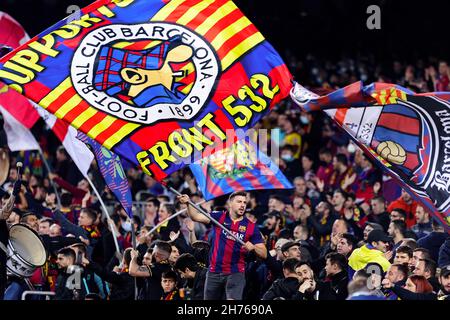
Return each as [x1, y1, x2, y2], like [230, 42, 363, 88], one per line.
[85, 175, 122, 260]
[164, 185, 246, 246]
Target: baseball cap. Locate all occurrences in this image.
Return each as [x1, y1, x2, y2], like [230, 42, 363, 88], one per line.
[274, 238, 290, 251]
[21, 211, 39, 220]
[12, 208, 24, 218]
[281, 241, 301, 253]
[264, 210, 282, 219]
[365, 222, 384, 231]
[367, 229, 392, 243]
[440, 265, 450, 277]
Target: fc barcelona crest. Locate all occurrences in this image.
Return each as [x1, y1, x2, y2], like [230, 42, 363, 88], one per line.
[71, 23, 220, 124]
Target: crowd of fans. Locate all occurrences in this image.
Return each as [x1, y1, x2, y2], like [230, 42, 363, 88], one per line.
[0, 54, 449, 301]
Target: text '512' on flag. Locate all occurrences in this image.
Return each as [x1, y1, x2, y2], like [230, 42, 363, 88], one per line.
[291, 82, 450, 231]
[0, 0, 292, 181]
[190, 139, 293, 201]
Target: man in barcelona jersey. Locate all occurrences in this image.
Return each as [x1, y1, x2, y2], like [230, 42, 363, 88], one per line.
[178, 191, 267, 300]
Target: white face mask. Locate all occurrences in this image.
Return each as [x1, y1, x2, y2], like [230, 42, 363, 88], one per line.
[122, 220, 132, 232]
[300, 115, 309, 125]
[347, 143, 356, 154]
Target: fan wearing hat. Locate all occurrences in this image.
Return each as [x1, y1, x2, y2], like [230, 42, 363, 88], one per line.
[348, 229, 392, 279]
[438, 265, 450, 300]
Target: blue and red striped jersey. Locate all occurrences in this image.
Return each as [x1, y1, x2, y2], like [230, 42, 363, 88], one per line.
[208, 210, 263, 274]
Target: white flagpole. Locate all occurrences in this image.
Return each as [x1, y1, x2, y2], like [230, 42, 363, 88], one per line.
[85, 175, 122, 259]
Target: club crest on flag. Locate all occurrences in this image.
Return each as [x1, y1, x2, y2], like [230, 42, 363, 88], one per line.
[204, 140, 257, 180]
[71, 23, 220, 124]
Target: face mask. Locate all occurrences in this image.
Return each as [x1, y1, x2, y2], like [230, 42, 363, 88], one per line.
[347, 143, 356, 154]
[281, 154, 294, 162]
[122, 220, 132, 232]
[300, 115, 309, 125]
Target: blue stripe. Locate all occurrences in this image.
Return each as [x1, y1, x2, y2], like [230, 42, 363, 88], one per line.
[382, 105, 418, 118]
[373, 127, 420, 153]
[211, 213, 229, 273]
[230, 218, 249, 273]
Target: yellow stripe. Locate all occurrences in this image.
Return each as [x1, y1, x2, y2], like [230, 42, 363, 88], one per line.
[196, 1, 237, 35]
[211, 16, 251, 50]
[71, 107, 98, 129]
[180, 82, 193, 95]
[176, 0, 215, 25]
[39, 78, 72, 109]
[221, 32, 264, 70]
[97, 5, 115, 18]
[103, 123, 139, 149]
[87, 115, 117, 139]
[401, 91, 407, 100]
[151, 0, 187, 21]
[177, 62, 195, 77]
[143, 41, 162, 50]
[112, 41, 134, 49]
[54, 95, 82, 118]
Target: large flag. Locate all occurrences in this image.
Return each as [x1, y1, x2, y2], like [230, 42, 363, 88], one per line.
[190, 139, 293, 201]
[77, 131, 133, 217]
[291, 82, 450, 231]
[0, 0, 292, 182]
[0, 11, 94, 175]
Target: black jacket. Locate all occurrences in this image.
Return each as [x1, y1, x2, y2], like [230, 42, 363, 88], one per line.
[368, 212, 390, 232]
[391, 284, 437, 300]
[87, 261, 135, 300]
[316, 271, 348, 300]
[54, 272, 75, 300]
[191, 267, 207, 300]
[140, 261, 172, 300]
[262, 276, 300, 300]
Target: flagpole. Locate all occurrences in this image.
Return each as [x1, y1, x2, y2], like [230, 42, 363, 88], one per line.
[145, 200, 206, 237]
[130, 213, 138, 300]
[85, 175, 122, 259]
[161, 183, 245, 246]
[37, 148, 62, 208]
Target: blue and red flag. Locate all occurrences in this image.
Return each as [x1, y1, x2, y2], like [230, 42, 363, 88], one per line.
[0, 0, 292, 182]
[190, 139, 293, 201]
[291, 82, 450, 232]
[77, 131, 133, 217]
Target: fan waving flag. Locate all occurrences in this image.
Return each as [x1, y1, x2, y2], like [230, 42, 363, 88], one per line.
[291, 82, 450, 232]
[190, 139, 293, 201]
[0, 0, 292, 182]
[77, 131, 133, 217]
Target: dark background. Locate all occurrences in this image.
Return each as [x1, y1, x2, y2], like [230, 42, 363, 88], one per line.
[1, 0, 449, 66]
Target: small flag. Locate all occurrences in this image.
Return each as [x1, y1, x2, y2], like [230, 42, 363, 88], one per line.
[77, 131, 133, 217]
[190, 139, 293, 201]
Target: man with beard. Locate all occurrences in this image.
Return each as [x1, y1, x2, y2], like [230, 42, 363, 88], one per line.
[54, 247, 77, 300]
[178, 191, 267, 300]
[437, 265, 450, 300]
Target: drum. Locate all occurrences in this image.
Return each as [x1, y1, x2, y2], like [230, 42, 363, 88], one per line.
[6, 224, 47, 278]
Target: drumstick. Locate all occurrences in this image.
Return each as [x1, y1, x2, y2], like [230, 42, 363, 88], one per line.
[16, 162, 23, 178]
